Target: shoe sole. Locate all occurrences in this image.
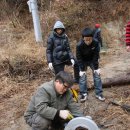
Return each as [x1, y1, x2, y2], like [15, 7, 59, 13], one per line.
[80, 100, 86, 103]
[96, 96, 105, 101]
[80, 97, 88, 103]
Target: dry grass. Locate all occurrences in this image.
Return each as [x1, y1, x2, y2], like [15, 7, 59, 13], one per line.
[0, 22, 54, 130]
[0, 1, 130, 129]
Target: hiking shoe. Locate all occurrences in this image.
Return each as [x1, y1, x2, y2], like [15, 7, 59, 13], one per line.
[96, 94, 105, 101]
[100, 47, 107, 54]
[80, 93, 88, 102]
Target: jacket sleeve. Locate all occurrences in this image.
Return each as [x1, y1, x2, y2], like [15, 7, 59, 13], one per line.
[92, 42, 99, 70]
[34, 87, 57, 120]
[67, 92, 84, 117]
[76, 44, 85, 71]
[125, 22, 130, 46]
[65, 36, 74, 59]
[97, 32, 103, 47]
[46, 37, 54, 63]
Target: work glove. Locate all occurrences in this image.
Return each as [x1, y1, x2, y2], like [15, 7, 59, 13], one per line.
[79, 71, 86, 77]
[94, 69, 101, 75]
[48, 63, 53, 70]
[126, 46, 130, 52]
[71, 59, 75, 67]
[59, 110, 74, 120]
[86, 116, 92, 120]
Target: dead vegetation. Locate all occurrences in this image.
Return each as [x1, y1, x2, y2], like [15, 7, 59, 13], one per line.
[95, 91, 130, 130]
[1, 0, 130, 42]
[0, 0, 130, 130]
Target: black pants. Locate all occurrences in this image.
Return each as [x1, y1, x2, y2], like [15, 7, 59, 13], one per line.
[25, 113, 65, 130]
[53, 60, 79, 83]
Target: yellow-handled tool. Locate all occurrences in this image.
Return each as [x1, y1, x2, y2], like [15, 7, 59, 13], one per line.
[67, 112, 74, 120]
[70, 88, 78, 103]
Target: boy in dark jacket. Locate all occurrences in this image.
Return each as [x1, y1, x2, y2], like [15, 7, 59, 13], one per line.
[93, 23, 103, 50]
[46, 21, 79, 83]
[76, 28, 105, 102]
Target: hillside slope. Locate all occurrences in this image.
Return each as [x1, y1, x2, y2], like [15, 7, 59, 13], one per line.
[0, 0, 130, 130]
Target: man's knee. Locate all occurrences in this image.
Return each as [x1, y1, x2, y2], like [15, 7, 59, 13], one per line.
[30, 114, 51, 130]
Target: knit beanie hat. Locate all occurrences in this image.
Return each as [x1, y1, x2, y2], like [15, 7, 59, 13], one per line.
[95, 24, 101, 28]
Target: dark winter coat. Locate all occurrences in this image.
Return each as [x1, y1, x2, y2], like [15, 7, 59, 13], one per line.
[76, 39, 99, 71]
[46, 21, 74, 65]
[93, 28, 103, 47]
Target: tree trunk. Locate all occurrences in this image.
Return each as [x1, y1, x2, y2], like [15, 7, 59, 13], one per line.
[102, 73, 130, 87]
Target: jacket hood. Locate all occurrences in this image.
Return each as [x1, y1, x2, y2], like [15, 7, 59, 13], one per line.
[53, 21, 65, 30]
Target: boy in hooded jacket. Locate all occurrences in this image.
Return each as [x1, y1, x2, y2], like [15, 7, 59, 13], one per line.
[76, 28, 105, 102]
[46, 21, 79, 83]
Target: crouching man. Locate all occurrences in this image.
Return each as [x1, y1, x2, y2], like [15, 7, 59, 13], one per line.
[24, 71, 83, 130]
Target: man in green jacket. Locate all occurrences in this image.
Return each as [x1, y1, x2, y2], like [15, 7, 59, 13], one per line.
[24, 71, 83, 130]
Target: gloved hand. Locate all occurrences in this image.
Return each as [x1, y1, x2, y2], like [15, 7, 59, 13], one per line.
[48, 63, 53, 70]
[79, 71, 86, 77]
[59, 110, 74, 120]
[94, 69, 101, 75]
[126, 46, 130, 52]
[86, 116, 92, 120]
[71, 59, 75, 67]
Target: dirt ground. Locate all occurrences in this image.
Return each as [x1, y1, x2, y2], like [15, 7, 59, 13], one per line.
[0, 21, 130, 130]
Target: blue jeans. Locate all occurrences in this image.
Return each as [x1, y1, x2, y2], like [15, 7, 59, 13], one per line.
[79, 63, 103, 96]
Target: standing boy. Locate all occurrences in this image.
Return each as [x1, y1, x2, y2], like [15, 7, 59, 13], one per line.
[93, 23, 103, 50]
[76, 28, 105, 102]
[46, 21, 79, 83]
